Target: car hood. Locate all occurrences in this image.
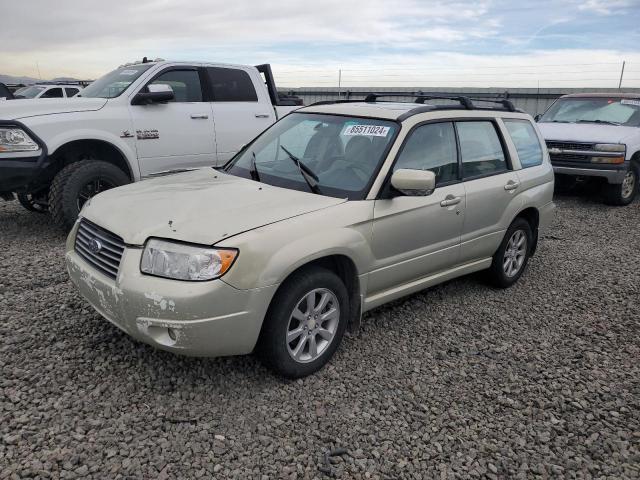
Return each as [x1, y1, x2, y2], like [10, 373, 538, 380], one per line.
[82, 168, 347, 246]
[0, 97, 108, 120]
[538, 122, 638, 144]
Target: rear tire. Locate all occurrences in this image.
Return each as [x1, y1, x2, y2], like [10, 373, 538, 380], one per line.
[603, 166, 637, 206]
[49, 160, 129, 230]
[17, 191, 48, 213]
[487, 218, 533, 288]
[257, 266, 349, 378]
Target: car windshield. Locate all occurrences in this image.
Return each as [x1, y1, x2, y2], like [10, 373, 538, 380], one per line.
[540, 97, 640, 127]
[79, 64, 153, 99]
[225, 113, 399, 200]
[14, 86, 45, 98]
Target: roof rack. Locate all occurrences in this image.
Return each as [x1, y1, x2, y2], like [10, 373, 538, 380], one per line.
[308, 91, 518, 113]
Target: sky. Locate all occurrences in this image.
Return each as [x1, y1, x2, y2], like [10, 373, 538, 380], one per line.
[2, 0, 640, 88]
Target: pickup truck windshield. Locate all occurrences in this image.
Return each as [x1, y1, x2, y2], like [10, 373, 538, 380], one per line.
[79, 64, 153, 99]
[225, 113, 399, 200]
[540, 98, 640, 127]
[14, 86, 45, 99]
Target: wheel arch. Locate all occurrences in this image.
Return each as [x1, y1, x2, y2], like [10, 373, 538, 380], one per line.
[514, 206, 540, 255]
[48, 139, 135, 181]
[263, 253, 362, 335]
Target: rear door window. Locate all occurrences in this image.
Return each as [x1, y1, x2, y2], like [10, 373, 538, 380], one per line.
[206, 67, 258, 102]
[504, 119, 543, 168]
[65, 88, 80, 97]
[456, 121, 507, 179]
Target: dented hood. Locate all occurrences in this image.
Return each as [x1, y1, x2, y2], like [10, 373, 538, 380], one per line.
[82, 168, 347, 245]
[0, 97, 108, 120]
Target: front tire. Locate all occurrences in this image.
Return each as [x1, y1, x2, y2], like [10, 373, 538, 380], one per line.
[257, 266, 349, 378]
[603, 166, 637, 206]
[49, 160, 130, 230]
[488, 218, 533, 288]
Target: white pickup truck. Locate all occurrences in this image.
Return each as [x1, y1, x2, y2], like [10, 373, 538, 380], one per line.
[537, 93, 640, 205]
[0, 60, 301, 228]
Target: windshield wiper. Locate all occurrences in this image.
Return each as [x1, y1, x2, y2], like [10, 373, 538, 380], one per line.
[280, 145, 321, 194]
[248, 151, 261, 182]
[576, 119, 621, 126]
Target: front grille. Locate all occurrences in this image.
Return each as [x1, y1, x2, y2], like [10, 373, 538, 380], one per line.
[546, 141, 595, 151]
[546, 140, 594, 164]
[74, 219, 125, 279]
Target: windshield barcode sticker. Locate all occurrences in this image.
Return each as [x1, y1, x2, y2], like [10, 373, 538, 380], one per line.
[344, 125, 390, 137]
[621, 99, 640, 107]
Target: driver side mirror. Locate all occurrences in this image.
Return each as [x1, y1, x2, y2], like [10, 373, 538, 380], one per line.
[391, 169, 436, 196]
[131, 83, 174, 105]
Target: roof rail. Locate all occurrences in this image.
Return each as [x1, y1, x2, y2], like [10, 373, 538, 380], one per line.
[466, 97, 517, 112]
[364, 92, 473, 110]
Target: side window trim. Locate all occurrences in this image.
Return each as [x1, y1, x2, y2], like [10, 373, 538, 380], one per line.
[454, 118, 513, 182]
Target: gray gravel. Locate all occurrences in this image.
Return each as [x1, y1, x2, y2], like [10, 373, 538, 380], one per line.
[1, 188, 639, 479]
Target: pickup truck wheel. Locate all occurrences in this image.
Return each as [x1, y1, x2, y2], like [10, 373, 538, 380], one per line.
[17, 192, 48, 213]
[603, 166, 637, 206]
[488, 218, 532, 288]
[50, 160, 129, 230]
[257, 266, 349, 378]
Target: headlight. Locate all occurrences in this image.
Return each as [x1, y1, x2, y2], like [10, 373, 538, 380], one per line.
[140, 239, 238, 281]
[0, 127, 39, 152]
[594, 143, 626, 153]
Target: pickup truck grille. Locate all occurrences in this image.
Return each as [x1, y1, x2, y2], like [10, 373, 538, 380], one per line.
[546, 140, 595, 163]
[74, 219, 125, 280]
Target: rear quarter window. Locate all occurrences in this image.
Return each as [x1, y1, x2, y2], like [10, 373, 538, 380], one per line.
[504, 119, 543, 168]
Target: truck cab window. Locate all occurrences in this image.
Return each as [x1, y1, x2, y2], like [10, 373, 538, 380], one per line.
[207, 67, 258, 102]
[42, 88, 63, 98]
[150, 70, 203, 102]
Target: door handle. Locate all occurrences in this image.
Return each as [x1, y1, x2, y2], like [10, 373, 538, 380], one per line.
[504, 181, 520, 191]
[255, 113, 270, 118]
[190, 113, 209, 119]
[440, 195, 462, 207]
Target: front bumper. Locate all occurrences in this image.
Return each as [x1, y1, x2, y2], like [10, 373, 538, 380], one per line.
[552, 162, 628, 184]
[65, 229, 278, 357]
[0, 121, 49, 194]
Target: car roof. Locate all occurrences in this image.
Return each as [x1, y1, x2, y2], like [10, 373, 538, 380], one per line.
[561, 92, 640, 99]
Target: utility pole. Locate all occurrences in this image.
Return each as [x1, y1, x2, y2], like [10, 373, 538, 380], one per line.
[338, 69, 342, 100]
[618, 60, 626, 89]
[36, 62, 42, 80]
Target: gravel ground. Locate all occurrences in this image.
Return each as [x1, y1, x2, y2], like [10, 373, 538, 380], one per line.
[1, 189, 639, 479]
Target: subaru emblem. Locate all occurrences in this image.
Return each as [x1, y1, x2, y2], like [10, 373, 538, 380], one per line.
[89, 238, 103, 254]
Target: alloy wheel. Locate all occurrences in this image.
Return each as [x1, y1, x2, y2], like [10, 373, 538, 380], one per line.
[621, 170, 636, 199]
[286, 288, 340, 363]
[503, 229, 527, 278]
[76, 178, 116, 210]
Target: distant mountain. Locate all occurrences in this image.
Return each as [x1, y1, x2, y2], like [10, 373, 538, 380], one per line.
[0, 74, 83, 85]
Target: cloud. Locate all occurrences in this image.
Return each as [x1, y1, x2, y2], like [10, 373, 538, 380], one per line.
[1, 0, 639, 88]
[577, 0, 635, 15]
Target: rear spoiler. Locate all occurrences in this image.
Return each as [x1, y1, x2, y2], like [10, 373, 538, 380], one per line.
[255, 64, 303, 107]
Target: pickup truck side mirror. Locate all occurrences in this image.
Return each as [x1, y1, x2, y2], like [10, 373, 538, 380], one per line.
[534, 114, 541, 122]
[131, 84, 174, 105]
[390, 169, 436, 196]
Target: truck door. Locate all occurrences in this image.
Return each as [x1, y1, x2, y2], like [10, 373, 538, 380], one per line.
[128, 67, 216, 178]
[206, 66, 276, 165]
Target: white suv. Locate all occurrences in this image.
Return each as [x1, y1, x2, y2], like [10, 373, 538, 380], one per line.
[13, 84, 83, 100]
